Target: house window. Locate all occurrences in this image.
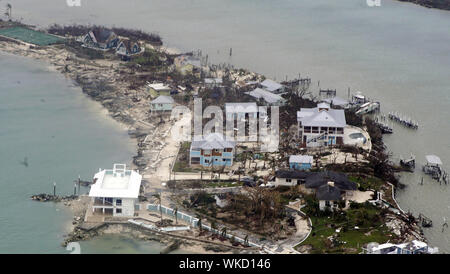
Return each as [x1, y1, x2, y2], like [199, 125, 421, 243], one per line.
[312, 127, 319, 133]
[325, 201, 331, 207]
[191, 157, 200, 164]
[286, 179, 292, 183]
[304, 127, 311, 133]
[225, 148, 233, 152]
[116, 199, 122, 206]
[116, 208, 122, 214]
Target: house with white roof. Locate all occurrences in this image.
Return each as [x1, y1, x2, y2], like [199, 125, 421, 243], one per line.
[365, 240, 438, 254]
[289, 155, 313, 170]
[150, 95, 174, 113]
[245, 88, 285, 106]
[297, 102, 346, 147]
[147, 82, 171, 96]
[260, 79, 284, 94]
[189, 133, 235, 167]
[89, 164, 142, 217]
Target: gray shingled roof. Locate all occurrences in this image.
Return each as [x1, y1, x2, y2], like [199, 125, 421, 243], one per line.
[191, 133, 235, 150]
[275, 170, 310, 180]
[245, 88, 284, 104]
[151, 95, 174, 104]
[261, 79, 283, 92]
[305, 171, 356, 190]
[316, 184, 342, 201]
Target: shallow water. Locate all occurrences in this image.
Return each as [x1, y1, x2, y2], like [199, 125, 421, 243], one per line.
[5, 0, 450, 252]
[0, 53, 139, 253]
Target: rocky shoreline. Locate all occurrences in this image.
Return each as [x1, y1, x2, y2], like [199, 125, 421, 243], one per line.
[1, 22, 431, 253]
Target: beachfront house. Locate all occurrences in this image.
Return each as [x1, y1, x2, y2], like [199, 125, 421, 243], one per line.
[289, 155, 313, 170]
[365, 241, 439, 254]
[89, 164, 142, 217]
[316, 182, 343, 211]
[260, 79, 284, 94]
[189, 133, 235, 167]
[82, 28, 119, 50]
[174, 54, 202, 75]
[150, 95, 174, 113]
[305, 171, 357, 211]
[297, 102, 346, 147]
[245, 88, 285, 106]
[147, 83, 171, 97]
[116, 39, 143, 58]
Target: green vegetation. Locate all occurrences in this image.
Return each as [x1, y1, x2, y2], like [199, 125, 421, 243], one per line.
[349, 175, 384, 191]
[0, 27, 64, 46]
[297, 196, 394, 254]
[130, 48, 166, 69]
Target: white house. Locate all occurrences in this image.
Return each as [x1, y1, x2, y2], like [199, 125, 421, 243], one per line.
[297, 103, 346, 147]
[316, 182, 343, 211]
[260, 79, 284, 94]
[245, 88, 285, 106]
[89, 164, 142, 217]
[365, 241, 439, 254]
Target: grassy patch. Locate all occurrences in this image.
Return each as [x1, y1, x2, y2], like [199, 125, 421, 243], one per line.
[296, 200, 394, 254]
[349, 175, 385, 191]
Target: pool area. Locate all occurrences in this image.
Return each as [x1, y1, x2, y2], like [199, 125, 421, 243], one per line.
[344, 126, 372, 151]
[349, 133, 367, 144]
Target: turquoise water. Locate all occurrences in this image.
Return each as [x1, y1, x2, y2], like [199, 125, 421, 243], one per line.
[4, 0, 450, 252]
[0, 53, 138, 253]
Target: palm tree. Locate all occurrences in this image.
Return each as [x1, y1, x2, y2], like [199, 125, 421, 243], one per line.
[196, 214, 203, 232]
[174, 207, 178, 224]
[152, 193, 162, 223]
[5, 3, 11, 20]
[221, 227, 227, 239]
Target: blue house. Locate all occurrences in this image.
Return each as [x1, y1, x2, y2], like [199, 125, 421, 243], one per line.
[150, 95, 174, 113]
[189, 133, 235, 167]
[289, 155, 313, 170]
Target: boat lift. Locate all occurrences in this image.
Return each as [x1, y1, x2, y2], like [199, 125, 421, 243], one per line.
[422, 155, 445, 182]
[400, 154, 415, 170]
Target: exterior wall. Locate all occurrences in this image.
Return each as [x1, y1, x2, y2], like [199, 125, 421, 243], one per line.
[148, 87, 171, 96]
[319, 200, 339, 211]
[289, 162, 312, 170]
[189, 149, 234, 167]
[273, 178, 311, 191]
[298, 123, 345, 147]
[151, 103, 173, 112]
[92, 197, 136, 217]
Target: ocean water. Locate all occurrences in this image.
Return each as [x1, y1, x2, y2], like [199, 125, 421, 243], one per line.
[4, 0, 450, 252]
[0, 53, 144, 253]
